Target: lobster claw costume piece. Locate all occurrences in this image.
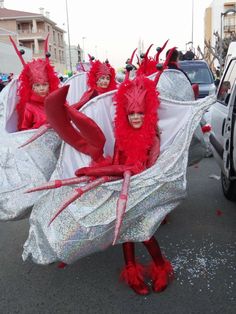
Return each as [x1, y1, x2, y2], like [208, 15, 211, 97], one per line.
[45, 85, 106, 162]
[0, 36, 61, 221]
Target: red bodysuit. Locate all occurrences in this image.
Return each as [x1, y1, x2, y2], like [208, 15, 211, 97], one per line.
[17, 93, 47, 131]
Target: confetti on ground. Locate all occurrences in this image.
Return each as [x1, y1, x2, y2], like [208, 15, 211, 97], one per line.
[165, 237, 235, 299]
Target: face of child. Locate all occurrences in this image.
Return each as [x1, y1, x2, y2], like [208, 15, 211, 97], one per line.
[128, 112, 144, 129]
[32, 82, 49, 97]
[96, 75, 110, 89]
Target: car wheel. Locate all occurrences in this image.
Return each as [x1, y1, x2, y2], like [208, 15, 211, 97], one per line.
[221, 171, 236, 201]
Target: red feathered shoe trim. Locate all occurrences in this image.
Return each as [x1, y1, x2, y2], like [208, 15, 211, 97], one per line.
[57, 262, 67, 269]
[120, 263, 149, 295]
[148, 260, 174, 292]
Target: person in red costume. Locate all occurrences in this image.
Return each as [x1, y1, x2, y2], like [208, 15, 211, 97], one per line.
[16, 58, 60, 131]
[72, 59, 117, 111]
[9, 35, 60, 131]
[28, 73, 174, 296]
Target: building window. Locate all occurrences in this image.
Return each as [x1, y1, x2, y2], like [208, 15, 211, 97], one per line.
[54, 48, 57, 60]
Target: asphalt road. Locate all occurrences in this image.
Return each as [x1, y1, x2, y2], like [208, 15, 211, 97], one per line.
[0, 157, 235, 314]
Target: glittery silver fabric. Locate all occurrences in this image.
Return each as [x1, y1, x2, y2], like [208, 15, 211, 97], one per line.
[155, 69, 207, 165]
[0, 80, 61, 221]
[22, 71, 216, 264]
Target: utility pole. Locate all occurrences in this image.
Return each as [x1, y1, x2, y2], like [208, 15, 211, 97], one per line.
[65, 0, 72, 72]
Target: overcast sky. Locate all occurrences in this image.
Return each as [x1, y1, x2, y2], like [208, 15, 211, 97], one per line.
[4, 0, 212, 68]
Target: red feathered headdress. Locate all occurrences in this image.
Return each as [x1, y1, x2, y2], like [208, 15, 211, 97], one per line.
[9, 35, 60, 129]
[87, 60, 116, 94]
[114, 75, 160, 172]
[136, 44, 157, 76]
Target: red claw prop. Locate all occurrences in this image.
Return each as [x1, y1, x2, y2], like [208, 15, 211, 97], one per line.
[18, 123, 51, 148]
[45, 86, 106, 162]
[25, 176, 90, 193]
[113, 170, 132, 245]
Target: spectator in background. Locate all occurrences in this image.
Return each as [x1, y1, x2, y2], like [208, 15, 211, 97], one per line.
[166, 48, 199, 99]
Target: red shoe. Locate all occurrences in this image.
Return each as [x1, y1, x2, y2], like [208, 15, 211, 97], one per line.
[149, 260, 174, 292]
[120, 263, 150, 295]
[57, 262, 67, 269]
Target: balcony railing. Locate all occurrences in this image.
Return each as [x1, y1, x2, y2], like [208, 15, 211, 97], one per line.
[18, 30, 48, 39]
[224, 25, 236, 32]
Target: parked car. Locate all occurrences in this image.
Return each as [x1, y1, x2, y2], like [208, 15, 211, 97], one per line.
[210, 57, 236, 201]
[179, 60, 216, 98]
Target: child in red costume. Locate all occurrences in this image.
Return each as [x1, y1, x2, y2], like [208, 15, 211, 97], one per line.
[72, 59, 117, 111]
[9, 36, 60, 131]
[16, 58, 59, 131]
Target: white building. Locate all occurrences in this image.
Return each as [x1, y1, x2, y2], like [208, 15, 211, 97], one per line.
[205, 0, 236, 46]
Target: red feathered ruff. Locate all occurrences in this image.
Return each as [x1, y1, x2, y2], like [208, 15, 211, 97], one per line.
[148, 260, 174, 292]
[16, 59, 60, 129]
[114, 76, 160, 174]
[87, 60, 117, 94]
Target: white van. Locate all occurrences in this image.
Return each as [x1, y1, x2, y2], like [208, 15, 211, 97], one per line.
[210, 57, 236, 201]
[224, 41, 236, 68]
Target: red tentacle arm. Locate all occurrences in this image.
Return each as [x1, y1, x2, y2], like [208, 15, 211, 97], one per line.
[112, 170, 132, 245]
[18, 123, 51, 148]
[45, 86, 105, 161]
[25, 176, 90, 193]
[75, 164, 138, 177]
[48, 176, 118, 226]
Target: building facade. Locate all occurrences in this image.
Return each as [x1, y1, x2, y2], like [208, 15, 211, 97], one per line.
[0, 3, 66, 73]
[205, 0, 236, 46]
[65, 44, 83, 73]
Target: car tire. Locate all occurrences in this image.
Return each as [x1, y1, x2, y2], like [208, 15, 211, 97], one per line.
[221, 171, 236, 201]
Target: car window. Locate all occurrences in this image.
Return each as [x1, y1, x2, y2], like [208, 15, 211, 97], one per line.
[217, 60, 236, 106]
[179, 63, 213, 84]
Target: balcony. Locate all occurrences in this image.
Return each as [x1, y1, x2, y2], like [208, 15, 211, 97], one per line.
[18, 29, 48, 40]
[224, 24, 236, 33]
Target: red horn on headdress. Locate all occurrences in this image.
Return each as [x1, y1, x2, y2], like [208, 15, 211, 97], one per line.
[9, 36, 26, 67]
[44, 33, 51, 62]
[154, 46, 177, 86]
[125, 48, 137, 81]
[155, 39, 169, 62]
